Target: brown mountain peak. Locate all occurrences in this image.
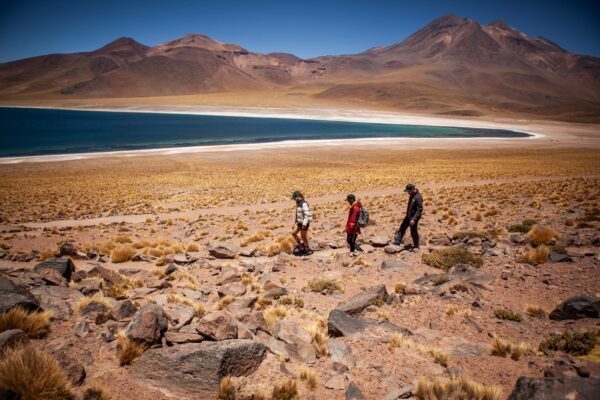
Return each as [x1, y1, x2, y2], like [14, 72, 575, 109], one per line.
[94, 37, 148, 54]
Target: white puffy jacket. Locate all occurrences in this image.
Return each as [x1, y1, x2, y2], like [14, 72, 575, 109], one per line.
[295, 199, 313, 226]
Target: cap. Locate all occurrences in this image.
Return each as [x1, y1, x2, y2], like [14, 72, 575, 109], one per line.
[346, 193, 356, 202]
[404, 183, 416, 192]
[291, 190, 302, 199]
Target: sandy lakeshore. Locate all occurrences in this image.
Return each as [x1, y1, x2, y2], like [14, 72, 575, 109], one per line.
[0, 103, 599, 164]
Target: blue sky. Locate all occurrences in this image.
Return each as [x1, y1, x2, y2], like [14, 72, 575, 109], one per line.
[0, 0, 598, 62]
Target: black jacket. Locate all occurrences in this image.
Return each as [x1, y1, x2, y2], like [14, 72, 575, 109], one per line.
[406, 191, 423, 221]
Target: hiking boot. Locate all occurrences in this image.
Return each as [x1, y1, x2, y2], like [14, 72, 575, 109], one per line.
[392, 241, 402, 246]
[304, 249, 313, 256]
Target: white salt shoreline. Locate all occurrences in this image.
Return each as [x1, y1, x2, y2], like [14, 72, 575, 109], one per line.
[0, 104, 552, 164]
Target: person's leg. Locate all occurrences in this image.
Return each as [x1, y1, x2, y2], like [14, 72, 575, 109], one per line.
[394, 217, 410, 244]
[291, 225, 301, 245]
[410, 220, 420, 248]
[347, 233, 357, 252]
[300, 228, 309, 250]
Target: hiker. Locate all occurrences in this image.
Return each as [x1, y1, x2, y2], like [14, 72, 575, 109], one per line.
[345, 194, 363, 255]
[291, 190, 313, 255]
[393, 183, 423, 250]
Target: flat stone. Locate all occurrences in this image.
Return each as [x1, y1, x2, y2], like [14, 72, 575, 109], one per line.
[33, 257, 74, 281]
[0, 275, 40, 313]
[132, 340, 266, 398]
[30, 286, 83, 320]
[370, 236, 390, 247]
[325, 374, 346, 390]
[196, 310, 237, 340]
[218, 282, 246, 297]
[209, 242, 240, 259]
[380, 259, 411, 270]
[164, 331, 203, 344]
[336, 284, 388, 315]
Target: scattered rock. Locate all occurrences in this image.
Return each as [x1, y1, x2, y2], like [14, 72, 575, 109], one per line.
[370, 236, 390, 247]
[33, 257, 74, 281]
[132, 340, 266, 398]
[336, 284, 389, 315]
[164, 331, 203, 344]
[345, 382, 367, 400]
[111, 299, 138, 321]
[209, 242, 240, 259]
[0, 275, 41, 313]
[125, 304, 168, 344]
[549, 253, 572, 263]
[328, 309, 411, 338]
[384, 245, 402, 254]
[329, 339, 357, 369]
[218, 282, 246, 297]
[507, 376, 600, 399]
[196, 310, 238, 340]
[164, 304, 195, 331]
[380, 259, 411, 270]
[30, 286, 83, 320]
[86, 263, 127, 287]
[549, 295, 600, 320]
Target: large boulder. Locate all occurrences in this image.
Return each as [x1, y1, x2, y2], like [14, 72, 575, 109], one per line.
[0, 275, 40, 313]
[33, 257, 75, 281]
[336, 284, 389, 315]
[30, 286, 83, 320]
[196, 311, 238, 340]
[132, 340, 266, 398]
[507, 376, 600, 400]
[549, 295, 600, 321]
[209, 242, 240, 259]
[125, 304, 168, 344]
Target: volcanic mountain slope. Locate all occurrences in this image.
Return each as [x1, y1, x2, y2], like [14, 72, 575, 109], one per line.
[1, 14, 599, 120]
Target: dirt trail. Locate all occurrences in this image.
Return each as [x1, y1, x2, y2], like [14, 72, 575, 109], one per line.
[23, 174, 599, 229]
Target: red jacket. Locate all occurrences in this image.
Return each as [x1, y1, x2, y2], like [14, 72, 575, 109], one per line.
[345, 202, 362, 234]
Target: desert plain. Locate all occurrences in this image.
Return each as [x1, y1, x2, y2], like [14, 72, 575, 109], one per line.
[0, 99, 599, 400]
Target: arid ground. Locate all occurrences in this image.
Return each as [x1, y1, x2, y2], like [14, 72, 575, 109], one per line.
[1, 108, 599, 400]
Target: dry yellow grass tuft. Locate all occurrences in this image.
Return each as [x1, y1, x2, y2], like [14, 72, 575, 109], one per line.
[422, 248, 483, 271]
[524, 304, 547, 318]
[527, 225, 559, 245]
[388, 333, 449, 367]
[414, 375, 501, 400]
[523, 245, 550, 264]
[0, 345, 74, 400]
[166, 293, 205, 316]
[0, 307, 53, 338]
[217, 376, 236, 400]
[490, 336, 536, 361]
[186, 242, 199, 252]
[304, 318, 330, 357]
[241, 230, 272, 247]
[298, 366, 317, 390]
[76, 294, 112, 313]
[83, 385, 113, 400]
[271, 378, 298, 400]
[216, 295, 236, 310]
[116, 332, 147, 366]
[263, 306, 289, 329]
[110, 245, 136, 263]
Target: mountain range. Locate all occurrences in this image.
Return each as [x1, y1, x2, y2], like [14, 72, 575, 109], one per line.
[1, 14, 599, 121]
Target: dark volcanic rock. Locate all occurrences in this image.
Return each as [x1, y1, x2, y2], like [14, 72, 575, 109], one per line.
[346, 382, 367, 400]
[336, 284, 389, 315]
[549, 295, 600, 320]
[111, 299, 138, 321]
[0, 275, 41, 313]
[125, 304, 168, 344]
[132, 340, 266, 398]
[0, 329, 29, 352]
[507, 376, 600, 400]
[33, 257, 75, 281]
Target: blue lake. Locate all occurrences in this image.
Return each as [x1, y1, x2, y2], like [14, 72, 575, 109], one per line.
[0, 107, 530, 157]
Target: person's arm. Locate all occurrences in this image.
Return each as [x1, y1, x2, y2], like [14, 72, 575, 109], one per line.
[412, 195, 423, 221]
[302, 202, 311, 227]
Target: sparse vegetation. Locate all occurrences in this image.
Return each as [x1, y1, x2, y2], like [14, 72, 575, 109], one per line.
[494, 308, 523, 322]
[271, 378, 298, 400]
[217, 376, 237, 400]
[388, 333, 449, 367]
[0, 345, 74, 400]
[523, 244, 550, 264]
[490, 336, 536, 360]
[538, 331, 597, 356]
[83, 386, 113, 400]
[422, 248, 483, 270]
[527, 225, 558, 245]
[116, 333, 148, 366]
[414, 375, 501, 400]
[307, 279, 341, 293]
[524, 304, 546, 318]
[110, 245, 136, 263]
[0, 307, 53, 337]
[298, 366, 317, 390]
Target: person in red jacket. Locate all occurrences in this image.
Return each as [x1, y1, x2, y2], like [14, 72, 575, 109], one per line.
[345, 194, 362, 255]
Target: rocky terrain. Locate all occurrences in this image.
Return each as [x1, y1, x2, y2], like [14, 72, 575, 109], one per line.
[1, 14, 599, 121]
[0, 147, 599, 399]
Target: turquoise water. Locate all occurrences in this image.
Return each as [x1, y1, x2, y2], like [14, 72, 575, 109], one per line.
[0, 107, 529, 157]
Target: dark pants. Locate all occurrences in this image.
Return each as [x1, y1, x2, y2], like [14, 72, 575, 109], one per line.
[347, 233, 358, 252]
[395, 217, 419, 247]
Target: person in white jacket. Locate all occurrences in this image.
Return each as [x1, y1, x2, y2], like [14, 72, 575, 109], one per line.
[291, 190, 313, 255]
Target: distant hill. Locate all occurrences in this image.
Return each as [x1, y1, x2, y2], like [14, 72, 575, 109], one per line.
[1, 14, 599, 121]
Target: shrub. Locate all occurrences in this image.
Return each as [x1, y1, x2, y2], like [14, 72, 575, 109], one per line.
[527, 225, 558, 245]
[422, 248, 483, 271]
[452, 231, 489, 241]
[0, 345, 74, 400]
[490, 337, 535, 360]
[263, 306, 289, 329]
[83, 386, 113, 400]
[414, 375, 501, 400]
[524, 304, 546, 318]
[508, 219, 537, 233]
[0, 307, 53, 337]
[308, 279, 341, 293]
[116, 333, 147, 366]
[217, 376, 236, 400]
[110, 245, 136, 263]
[186, 242, 199, 252]
[523, 245, 550, 265]
[579, 345, 600, 366]
[494, 308, 523, 322]
[431, 275, 450, 286]
[298, 366, 317, 390]
[271, 379, 298, 400]
[538, 331, 597, 356]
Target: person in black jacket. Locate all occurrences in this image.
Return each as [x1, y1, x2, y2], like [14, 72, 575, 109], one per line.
[393, 183, 423, 250]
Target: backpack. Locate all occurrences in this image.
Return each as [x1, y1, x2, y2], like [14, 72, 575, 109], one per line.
[357, 206, 369, 228]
